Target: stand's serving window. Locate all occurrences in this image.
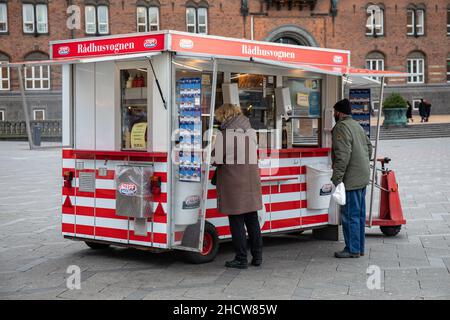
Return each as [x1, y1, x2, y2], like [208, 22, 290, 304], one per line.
[230, 73, 276, 149]
[284, 78, 322, 146]
[231, 74, 276, 131]
[120, 68, 148, 151]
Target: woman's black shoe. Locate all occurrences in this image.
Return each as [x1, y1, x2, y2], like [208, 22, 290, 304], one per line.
[225, 259, 248, 269]
[251, 259, 262, 267]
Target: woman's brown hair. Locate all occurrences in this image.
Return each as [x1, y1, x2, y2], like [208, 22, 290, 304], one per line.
[214, 104, 242, 123]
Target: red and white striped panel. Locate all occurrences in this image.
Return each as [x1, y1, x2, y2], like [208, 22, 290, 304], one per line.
[205, 151, 331, 239]
[61, 150, 169, 249]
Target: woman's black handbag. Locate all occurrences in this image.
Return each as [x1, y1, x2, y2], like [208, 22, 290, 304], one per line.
[211, 168, 217, 186]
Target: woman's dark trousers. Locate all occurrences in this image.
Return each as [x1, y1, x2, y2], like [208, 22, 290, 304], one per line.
[228, 211, 263, 263]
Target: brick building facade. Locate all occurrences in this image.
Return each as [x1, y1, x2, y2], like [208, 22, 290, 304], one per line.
[0, 0, 449, 123]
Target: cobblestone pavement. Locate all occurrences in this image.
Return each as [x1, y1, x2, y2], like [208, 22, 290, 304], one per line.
[1, 139, 450, 300]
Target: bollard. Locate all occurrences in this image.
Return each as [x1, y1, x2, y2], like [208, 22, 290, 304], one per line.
[33, 125, 42, 146]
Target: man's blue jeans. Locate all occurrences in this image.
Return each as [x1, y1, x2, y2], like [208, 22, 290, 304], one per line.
[341, 187, 367, 254]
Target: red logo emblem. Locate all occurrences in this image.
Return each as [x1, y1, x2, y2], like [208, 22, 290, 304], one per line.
[144, 38, 158, 48]
[118, 183, 138, 196]
[58, 46, 70, 55]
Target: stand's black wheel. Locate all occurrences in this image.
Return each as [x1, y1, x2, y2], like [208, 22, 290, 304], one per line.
[380, 225, 402, 237]
[181, 222, 219, 264]
[85, 241, 111, 250]
[288, 230, 305, 236]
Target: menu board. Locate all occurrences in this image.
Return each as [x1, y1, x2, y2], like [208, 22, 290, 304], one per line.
[349, 89, 371, 137]
[178, 78, 202, 182]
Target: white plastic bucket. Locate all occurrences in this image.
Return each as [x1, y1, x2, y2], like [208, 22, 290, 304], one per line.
[306, 165, 334, 209]
[173, 180, 202, 225]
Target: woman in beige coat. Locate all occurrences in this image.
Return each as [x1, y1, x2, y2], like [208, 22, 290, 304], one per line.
[213, 104, 263, 269]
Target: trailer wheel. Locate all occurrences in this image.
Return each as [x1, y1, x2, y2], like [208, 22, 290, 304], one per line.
[287, 230, 305, 236]
[182, 222, 219, 264]
[380, 225, 402, 237]
[85, 241, 111, 250]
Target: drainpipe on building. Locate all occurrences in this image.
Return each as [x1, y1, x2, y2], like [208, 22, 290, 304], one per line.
[241, 0, 249, 39]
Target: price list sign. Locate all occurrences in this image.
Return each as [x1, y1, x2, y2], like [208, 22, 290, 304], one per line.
[349, 88, 371, 137]
[178, 78, 202, 182]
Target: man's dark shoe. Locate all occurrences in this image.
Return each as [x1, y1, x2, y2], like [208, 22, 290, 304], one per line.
[334, 250, 360, 258]
[360, 252, 365, 256]
[251, 258, 262, 267]
[225, 259, 248, 269]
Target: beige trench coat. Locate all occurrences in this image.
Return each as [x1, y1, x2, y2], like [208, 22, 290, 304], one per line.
[213, 115, 263, 215]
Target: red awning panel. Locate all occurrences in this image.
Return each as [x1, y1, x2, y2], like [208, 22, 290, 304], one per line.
[250, 57, 408, 78]
[292, 63, 408, 78]
[1, 52, 162, 67]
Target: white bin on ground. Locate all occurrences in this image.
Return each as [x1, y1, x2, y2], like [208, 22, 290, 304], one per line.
[306, 165, 333, 210]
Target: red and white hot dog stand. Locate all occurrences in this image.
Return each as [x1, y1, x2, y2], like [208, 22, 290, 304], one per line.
[14, 30, 408, 263]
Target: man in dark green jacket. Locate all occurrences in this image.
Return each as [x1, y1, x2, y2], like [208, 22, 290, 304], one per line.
[331, 99, 373, 258]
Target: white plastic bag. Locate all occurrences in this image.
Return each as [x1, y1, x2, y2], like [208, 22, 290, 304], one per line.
[332, 182, 346, 205]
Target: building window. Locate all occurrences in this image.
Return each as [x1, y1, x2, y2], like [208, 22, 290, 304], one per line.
[24, 52, 50, 91]
[25, 65, 50, 90]
[85, 5, 109, 35]
[412, 99, 421, 110]
[136, 7, 147, 32]
[365, 51, 385, 81]
[0, 3, 7, 33]
[407, 58, 425, 84]
[149, 7, 159, 31]
[22, 3, 48, 34]
[366, 6, 384, 36]
[366, 59, 384, 72]
[33, 109, 45, 121]
[0, 53, 9, 90]
[197, 7, 207, 34]
[22, 4, 34, 33]
[447, 57, 450, 83]
[186, 6, 208, 34]
[0, 110, 5, 121]
[447, 9, 450, 35]
[186, 7, 196, 33]
[0, 64, 9, 90]
[407, 9, 424, 36]
[136, 6, 159, 32]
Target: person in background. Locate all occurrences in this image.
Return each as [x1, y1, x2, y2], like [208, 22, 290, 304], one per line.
[331, 99, 373, 259]
[418, 99, 427, 123]
[213, 104, 263, 269]
[424, 100, 432, 122]
[406, 101, 413, 123]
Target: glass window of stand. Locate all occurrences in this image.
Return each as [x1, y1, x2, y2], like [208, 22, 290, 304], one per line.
[120, 68, 148, 151]
[230, 73, 276, 149]
[172, 60, 223, 183]
[283, 77, 322, 146]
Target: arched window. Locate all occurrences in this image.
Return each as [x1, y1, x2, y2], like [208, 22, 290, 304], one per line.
[84, 0, 109, 35]
[22, 0, 48, 34]
[407, 51, 426, 84]
[366, 3, 384, 36]
[407, 4, 425, 36]
[365, 51, 385, 80]
[266, 26, 318, 47]
[136, 0, 160, 32]
[0, 52, 10, 91]
[186, 1, 208, 34]
[273, 37, 302, 45]
[24, 51, 50, 90]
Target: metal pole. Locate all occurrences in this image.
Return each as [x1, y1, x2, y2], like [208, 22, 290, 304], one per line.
[17, 65, 35, 150]
[368, 76, 385, 227]
[198, 58, 218, 250]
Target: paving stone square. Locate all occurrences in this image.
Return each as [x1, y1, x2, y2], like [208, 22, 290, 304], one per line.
[1, 139, 450, 300]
